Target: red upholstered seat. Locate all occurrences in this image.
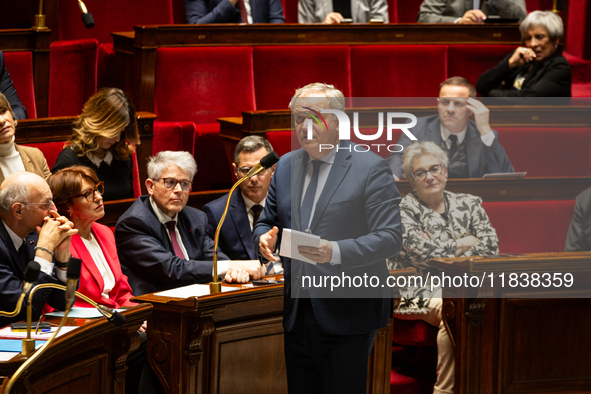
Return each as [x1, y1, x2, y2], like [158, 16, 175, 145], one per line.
[447, 45, 517, 88]
[3, 51, 37, 119]
[483, 200, 575, 253]
[351, 45, 446, 97]
[21, 142, 65, 169]
[494, 127, 591, 177]
[97, 43, 117, 89]
[57, 0, 174, 43]
[282, 0, 298, 22]
[266, 131, 298, 157]
[49, 39, 98, 117]
[392, 318, 438, 346]
[153, 121, 196, 155]
[253, 46, 351, 110]
[566, 0, 591, 60]
[395, 0, 423, 22]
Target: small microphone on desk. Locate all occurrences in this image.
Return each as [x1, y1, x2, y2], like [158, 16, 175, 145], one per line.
[78, 0, 95, 29]
[65, 258, 82, 308]
[22, 261, 41, 296]
[246, 152, 280, 178]
[95, 304, 126, 326]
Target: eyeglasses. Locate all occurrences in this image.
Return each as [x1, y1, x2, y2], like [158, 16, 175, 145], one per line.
[74, 182, 105, 202]
[236, 167, 270, 178]
[159, 178, 193, 191]
[437, 98, 467, 109]
[412, 164, 443, 181]
[21, 200, 53, 210]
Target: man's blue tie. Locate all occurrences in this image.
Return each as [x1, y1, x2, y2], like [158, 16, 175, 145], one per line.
[300, 160, 323, 232]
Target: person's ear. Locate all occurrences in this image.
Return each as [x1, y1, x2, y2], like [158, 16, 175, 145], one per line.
[146, 178, 155, 196]
[232, 163, 239, 178]
[12, 202, 23, 220]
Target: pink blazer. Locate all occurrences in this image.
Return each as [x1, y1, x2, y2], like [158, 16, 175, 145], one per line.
[70, 222, 137, 308]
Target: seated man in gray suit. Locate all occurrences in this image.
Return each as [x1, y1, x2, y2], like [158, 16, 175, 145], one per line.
[565, 186, 591, 252]
[417, 0, 526, 24]
[387, 77, 514, 180]
[203, 136, 276, 265]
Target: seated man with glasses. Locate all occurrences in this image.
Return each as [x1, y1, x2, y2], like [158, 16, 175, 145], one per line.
[115, 151, 265, 296]
[203, 136, 277, 266]
[387, 76, 514, 180]
[0, 171, 78, 327]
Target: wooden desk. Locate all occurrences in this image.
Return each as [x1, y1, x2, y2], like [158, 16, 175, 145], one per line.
[16, 111, 156, 195]
[0, 303, 152, 393]
[0, 28, 52, 118]
[429, 252, 591, 394]
[133, 283, 392, 394]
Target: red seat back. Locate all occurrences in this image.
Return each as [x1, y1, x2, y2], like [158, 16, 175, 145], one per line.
[253, 46, 351, 110]
[447, 45, 517, 88]
[351, 45, 446, 97]
[21, 142, 64, 169]
[3, 52, 37, 119]
[396, 0, 423, 22]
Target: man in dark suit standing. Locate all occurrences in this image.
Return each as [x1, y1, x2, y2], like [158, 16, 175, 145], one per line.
[116, 151, 264, 296]
[565, 186, 591, 251]
[184, 0, 285, 24]
[0, 172, 76, 327]
[0, 51, 27, 120]
[387, 77, 514, 180]
[203, 136, 275, 263]
[253, 83, 401, 393]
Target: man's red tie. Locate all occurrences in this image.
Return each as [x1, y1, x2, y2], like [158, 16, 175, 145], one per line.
[166, 221, 185, 258]
[237, 0, 248, 23]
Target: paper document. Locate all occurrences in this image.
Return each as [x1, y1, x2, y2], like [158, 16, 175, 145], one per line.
[279, 228, 321, 265]
[45, 307, 125, 319]
[0, 326, 79, 340]
[155, 284, 240, 298]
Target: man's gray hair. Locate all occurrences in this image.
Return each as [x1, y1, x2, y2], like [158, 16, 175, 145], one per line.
[147, 151, 198, 180]
[401, 141, 449, 180]
[520, 11, 563, 42]
[234, 136, 274, 165]
[291, 83, 345, 112]
[0, 182, 31, 212]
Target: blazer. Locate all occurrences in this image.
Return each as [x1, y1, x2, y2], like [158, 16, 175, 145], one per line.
[115, 196, 228, 296]
[70, 222, 136, 309]
[387, 115, 514, 180]
[0, 221, 66, 327]
[0, 144, 51, 185]
[417, 0, 526, 23]
[476, 51, 572, 97]
[203, 191, 257, 260]
[0, 51, 27, 120]
[184, 0, 285, 24]
[253, 140, 401, 335]
[565, 186, 591, 252]
[298, 0, 389, 23]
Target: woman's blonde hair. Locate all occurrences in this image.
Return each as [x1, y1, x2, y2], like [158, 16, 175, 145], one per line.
[68, 88, 140, 160]
[0, 92, 13, 117]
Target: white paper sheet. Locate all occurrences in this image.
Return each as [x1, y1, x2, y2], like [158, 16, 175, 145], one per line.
[154, 284, 240, 298]
[0, 352, 17, 361]
[45, 307, 125, 319]
[279, 228, 321, 265]
[0, 326, 79, 340]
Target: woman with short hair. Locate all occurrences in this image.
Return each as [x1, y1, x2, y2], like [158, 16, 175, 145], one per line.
[476, 10, 571, 97]
[52, 88, 140, 201]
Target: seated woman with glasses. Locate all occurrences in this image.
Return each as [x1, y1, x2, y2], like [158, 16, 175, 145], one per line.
[0, 92, 50, 183]
[52, 88, 140, 201]
[48, 165, 136, 309]
[389, 141, 499, 394]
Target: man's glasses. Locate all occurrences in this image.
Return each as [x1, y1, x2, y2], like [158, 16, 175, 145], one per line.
[237, 167, 270, 178]
[21, 200, 53, 210]
[412, 164, 443, 181]
[74, 182, 105, 202]
[159, 178, 193, 191]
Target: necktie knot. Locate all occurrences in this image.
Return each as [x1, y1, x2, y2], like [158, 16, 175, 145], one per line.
[165, 220, 176, 233]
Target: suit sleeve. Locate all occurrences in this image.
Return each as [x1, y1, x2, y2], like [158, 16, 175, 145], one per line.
[487, 0, 526, 20]
[417, 0, 459, 23]
[336, 159, 402, 270]
[115, 214, 215, 287]
[482, 130, 514, 174]
[298, 0, 319, 23]
[253, 165, 280, 260]
[52, 147, 80, 173]
[202, 203, 218, 241]
[184, 0, 239, 24]
[369, 0, 389, 22]
[565, 193, 590, 252]
[268, 0, 286, 22]
[0, 52, 27, 120]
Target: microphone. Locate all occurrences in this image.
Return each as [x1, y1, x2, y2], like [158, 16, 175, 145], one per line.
[22, 261, 41, 296]
[78, 0, 95, 29]
[65, 258, 82, 308]
[96, 304, 126, 326]
[245, 152, 280, 178]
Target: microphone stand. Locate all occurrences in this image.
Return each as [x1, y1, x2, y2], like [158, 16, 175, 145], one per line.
[3, 284, 125, 394]
[209, 165, 269, 294]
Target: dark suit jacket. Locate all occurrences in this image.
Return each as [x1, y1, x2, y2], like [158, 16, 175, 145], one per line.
[476, 51, 572, 97]
[0, 51, 27, 120]
[115, 196, 228, 296]
[203, 191, 257, 260]
[0, 222, 66, 327]
[387, 115, 514, 180]
[184, 0, 285, 24]
[253, 140, 401, 336]
[565, 186, 591, 252]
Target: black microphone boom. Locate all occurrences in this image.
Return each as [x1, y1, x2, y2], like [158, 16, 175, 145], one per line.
[22, 261, 41, 295]
[78, 0, 95, 28]
[245, 152, 280, 178]
[96, 304, 126, 326]
[65, 258, 82, 308]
